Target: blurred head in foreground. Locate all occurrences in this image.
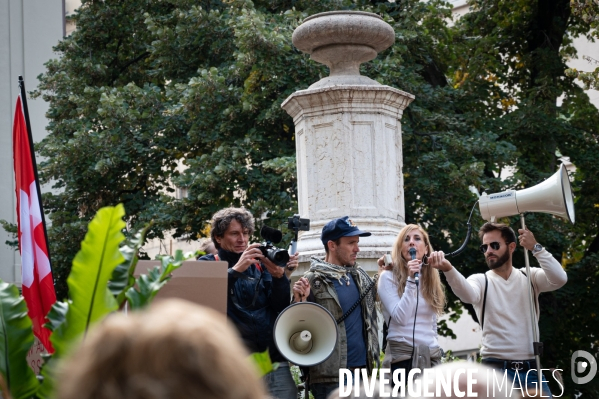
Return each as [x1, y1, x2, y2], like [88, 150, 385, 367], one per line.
[56, 298, 265, 399]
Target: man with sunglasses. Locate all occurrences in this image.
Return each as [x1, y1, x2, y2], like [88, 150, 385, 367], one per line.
[428, 222, 567, 397]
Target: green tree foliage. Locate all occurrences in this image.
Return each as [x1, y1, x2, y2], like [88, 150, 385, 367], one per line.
[26, 0, 599, 396]
[35, 0, 504, 295]
[565, 0, 599, 89]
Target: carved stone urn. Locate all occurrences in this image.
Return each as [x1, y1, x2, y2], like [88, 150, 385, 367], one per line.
[292, 11, 396, 88]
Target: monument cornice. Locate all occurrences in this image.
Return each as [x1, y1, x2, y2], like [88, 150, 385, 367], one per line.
[281, 85, 415, 122]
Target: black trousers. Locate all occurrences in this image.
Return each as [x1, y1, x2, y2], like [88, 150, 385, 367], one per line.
[390, 358, 412, 388]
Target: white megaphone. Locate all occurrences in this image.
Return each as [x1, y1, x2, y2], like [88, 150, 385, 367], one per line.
[478, 163, 575, 223]
[273, 302, 338, 367]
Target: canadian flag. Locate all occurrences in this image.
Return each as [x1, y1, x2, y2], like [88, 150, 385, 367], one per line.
[13, 93, 56, 353]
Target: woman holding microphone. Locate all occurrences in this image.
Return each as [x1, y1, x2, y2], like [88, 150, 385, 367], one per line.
[377, 224, 446, 377]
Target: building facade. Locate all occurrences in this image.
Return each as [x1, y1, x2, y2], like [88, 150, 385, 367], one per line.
[0, 0, 65, 285]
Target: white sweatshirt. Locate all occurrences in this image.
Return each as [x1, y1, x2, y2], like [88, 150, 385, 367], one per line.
[443, 249, 567, 359]
[378, 270, 439, 348]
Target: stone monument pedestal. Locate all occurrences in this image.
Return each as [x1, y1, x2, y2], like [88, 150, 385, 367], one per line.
[282, 11, 414, 273]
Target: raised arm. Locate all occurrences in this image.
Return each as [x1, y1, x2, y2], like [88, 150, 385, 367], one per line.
[377, 271, 418, 326]
[518, 228, 567, 292]
[429, 250, 484, 304]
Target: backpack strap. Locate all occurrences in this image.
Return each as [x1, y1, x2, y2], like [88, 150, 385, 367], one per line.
[481, 273, 488, 330]
[520, 270, 537, 314]
[382, 316, 392, 352]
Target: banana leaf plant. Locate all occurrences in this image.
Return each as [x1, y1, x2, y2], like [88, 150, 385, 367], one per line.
[108, 223, 151, 309]
[0, 204, 191, 399]
[50, 204, 126, 358]
[125, 250, 187, 310]
[0, 282, 38, 399]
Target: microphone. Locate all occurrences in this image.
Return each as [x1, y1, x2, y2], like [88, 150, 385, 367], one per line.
[260, 225, 283, 243]
[409, 247, 419, 284]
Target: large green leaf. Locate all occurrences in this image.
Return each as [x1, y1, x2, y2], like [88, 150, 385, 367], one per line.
[44, 301, 69, 333]
[35, 354, 56, 399]
[0, 280, 39, 399]
[125, 267, 169, 310]
[109, 223, 151, 308]
[51, 205, 125, 357]
[35, 300, 69, 397]
[126, 250, 185, 310]
[249, 350, 278, 377]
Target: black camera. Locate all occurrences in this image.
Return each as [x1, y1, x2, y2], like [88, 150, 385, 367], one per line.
[287, 215, 310, 231]
[259, 225, 290, 267]
[287, 215, 310, 256]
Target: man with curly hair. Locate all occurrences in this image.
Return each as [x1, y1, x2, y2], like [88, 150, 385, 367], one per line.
[199, 207, 299, 399]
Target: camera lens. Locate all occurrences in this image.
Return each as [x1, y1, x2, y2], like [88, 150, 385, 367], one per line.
[267, 248, 289, 266]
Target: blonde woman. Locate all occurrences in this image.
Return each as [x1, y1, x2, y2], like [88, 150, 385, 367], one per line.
[377, 224, 446, 378]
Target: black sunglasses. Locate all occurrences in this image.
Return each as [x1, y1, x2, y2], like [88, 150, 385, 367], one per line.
[479, 241, 504, 253]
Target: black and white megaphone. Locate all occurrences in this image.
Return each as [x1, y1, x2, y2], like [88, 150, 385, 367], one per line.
[273, 302, 338, 367]
[478, 163, 575, 223]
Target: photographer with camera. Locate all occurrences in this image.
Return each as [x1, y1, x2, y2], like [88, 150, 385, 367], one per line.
[198, 207, 299, 399]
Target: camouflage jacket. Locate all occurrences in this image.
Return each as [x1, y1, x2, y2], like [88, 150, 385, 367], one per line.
[303, 257, 379, 384]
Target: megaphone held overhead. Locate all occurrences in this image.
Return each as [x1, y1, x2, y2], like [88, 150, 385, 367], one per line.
[273, 302, 338, 367]
[479, 164, 575, 223]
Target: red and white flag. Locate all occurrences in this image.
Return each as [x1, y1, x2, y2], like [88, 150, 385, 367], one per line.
[13, 93, 56, 353]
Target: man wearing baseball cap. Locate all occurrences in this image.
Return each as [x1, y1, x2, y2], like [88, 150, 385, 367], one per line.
[293, 216, 380, 399]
